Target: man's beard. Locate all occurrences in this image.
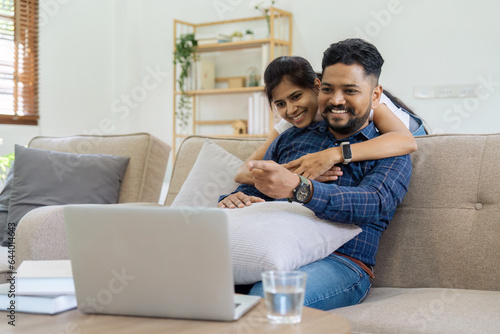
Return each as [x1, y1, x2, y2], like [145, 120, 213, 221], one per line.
[321, 104, 371, 135]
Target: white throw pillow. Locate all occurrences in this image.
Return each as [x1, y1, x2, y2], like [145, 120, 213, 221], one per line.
[225, 202, 362, 284]
[171, 139, 362, 284]
[171, 139, 242, 208]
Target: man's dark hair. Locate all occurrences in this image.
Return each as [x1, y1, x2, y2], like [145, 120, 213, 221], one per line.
[264, 56, 318, 105]
[322, 38, 384, 83]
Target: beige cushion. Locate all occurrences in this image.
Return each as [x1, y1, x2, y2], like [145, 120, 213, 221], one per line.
[171, 139, 242, 208]
[374, 134, 500, 292]
[331, 287, 500, 334]
[166, 135, 264, 206]
[29, 133, 171, 204]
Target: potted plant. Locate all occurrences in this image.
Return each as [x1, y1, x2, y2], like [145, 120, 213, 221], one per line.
[0, 152, 14, 187]
[173, 33, 198, 132]
[231, 31, 243, 42]
[243, 29, 254, 41]
[254, 0, 276, 35]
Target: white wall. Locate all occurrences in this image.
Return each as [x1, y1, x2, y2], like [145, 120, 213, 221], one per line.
[1, 0, 500, 162]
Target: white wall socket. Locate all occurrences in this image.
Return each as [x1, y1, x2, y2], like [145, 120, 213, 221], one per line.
[414, 85, 478, 99]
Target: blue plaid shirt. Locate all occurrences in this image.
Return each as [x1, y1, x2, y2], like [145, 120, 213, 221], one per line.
[224, 121, 412, 266]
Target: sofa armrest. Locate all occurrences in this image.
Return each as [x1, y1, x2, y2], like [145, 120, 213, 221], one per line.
[14, 203, 162, 268]
[15, 205, 67, 268]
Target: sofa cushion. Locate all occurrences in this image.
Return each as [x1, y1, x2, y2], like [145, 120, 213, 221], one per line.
[166, 136, 264, 206]
[28, 133, 171, 204]
[226, 202, 361, 284]
[374, 134, 500, 292]
[1, 145, 130, 246]
[331, 287, 500, 334]
[171, 139, 242, 208]
[0, 167, 14, 243]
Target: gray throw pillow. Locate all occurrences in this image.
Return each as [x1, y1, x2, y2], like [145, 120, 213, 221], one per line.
[1, 145, 130, 246]
[0, 166, 14, 243]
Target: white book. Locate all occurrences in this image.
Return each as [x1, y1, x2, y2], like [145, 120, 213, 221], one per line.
[194, 33, 218, 40]
[248, 96, 254, 135]
[0, 283, 76, 314]
[260, 44, 270, 86]
[196, 59, 215, 90]
[252, 92, 262, 135]
[197, 38, 219, 45]
[16, 260, 75, 295]
[262, 94, 269, 134]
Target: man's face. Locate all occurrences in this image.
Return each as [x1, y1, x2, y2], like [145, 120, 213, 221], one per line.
[318, 63, 381, 139]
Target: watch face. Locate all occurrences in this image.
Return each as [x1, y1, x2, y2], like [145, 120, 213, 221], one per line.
[295, 185, 310, 202]
[342, 143, 352, 160]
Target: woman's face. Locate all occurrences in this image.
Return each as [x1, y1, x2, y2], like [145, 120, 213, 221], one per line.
[271, 77, 320, 128]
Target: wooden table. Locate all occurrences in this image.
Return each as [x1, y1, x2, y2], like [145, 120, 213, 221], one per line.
[1, 299, 351, 334]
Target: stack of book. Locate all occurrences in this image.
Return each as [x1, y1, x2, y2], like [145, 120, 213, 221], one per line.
[195, 33, 231, 45]
[183, 58, 216, 92]
[0, 260, 76, 314]
[248, 92, 270, 135]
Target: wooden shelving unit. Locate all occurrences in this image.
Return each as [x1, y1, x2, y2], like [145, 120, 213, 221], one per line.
[173, 8, 293, 156]
[174, 86, 265, 96]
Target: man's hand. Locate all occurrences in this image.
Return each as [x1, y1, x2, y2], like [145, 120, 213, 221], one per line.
[283, 148, 343, 182]
[217, 191, 265, 209]
[248, 160, 300, 199]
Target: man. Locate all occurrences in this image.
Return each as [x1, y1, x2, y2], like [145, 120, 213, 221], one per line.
[218, 38, 412, 310]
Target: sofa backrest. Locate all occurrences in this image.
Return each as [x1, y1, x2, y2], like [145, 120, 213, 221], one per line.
[168, 134, 500, 292]
[29, 133, 171, 203]
[373, 133, 500, 292]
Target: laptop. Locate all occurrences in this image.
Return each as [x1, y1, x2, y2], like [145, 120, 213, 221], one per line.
[63, 204, 261, 321]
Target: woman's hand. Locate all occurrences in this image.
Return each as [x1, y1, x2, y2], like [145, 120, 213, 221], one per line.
[283, 147, 343, 182]
[217, 192, 265, 209]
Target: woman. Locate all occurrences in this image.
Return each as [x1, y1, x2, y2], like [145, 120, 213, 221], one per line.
[234, 56, 425, 185]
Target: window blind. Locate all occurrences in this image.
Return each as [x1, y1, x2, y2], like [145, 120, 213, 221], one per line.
[0, 0, 38, 125]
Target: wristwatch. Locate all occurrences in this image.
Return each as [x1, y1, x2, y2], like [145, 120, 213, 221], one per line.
[288, 174, 312, 204]
[340, 142, 352, 165]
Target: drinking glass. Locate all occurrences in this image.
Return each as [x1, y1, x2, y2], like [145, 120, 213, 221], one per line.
[261, 270, 307, 324]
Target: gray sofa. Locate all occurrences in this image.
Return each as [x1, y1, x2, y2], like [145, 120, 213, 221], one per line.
[168, 134, 500, 334]
[3, 133, 499, 333]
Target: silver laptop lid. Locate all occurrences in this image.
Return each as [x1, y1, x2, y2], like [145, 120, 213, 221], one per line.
[63, 205, 236, 321]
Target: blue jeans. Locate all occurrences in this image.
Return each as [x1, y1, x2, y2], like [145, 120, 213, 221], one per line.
[249, 253, 372, 310]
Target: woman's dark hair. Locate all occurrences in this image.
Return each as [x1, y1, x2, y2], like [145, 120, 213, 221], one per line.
[264, 56, 318, 105]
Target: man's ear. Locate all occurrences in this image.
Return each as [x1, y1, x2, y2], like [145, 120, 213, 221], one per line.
[371, 85, 383, 109]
